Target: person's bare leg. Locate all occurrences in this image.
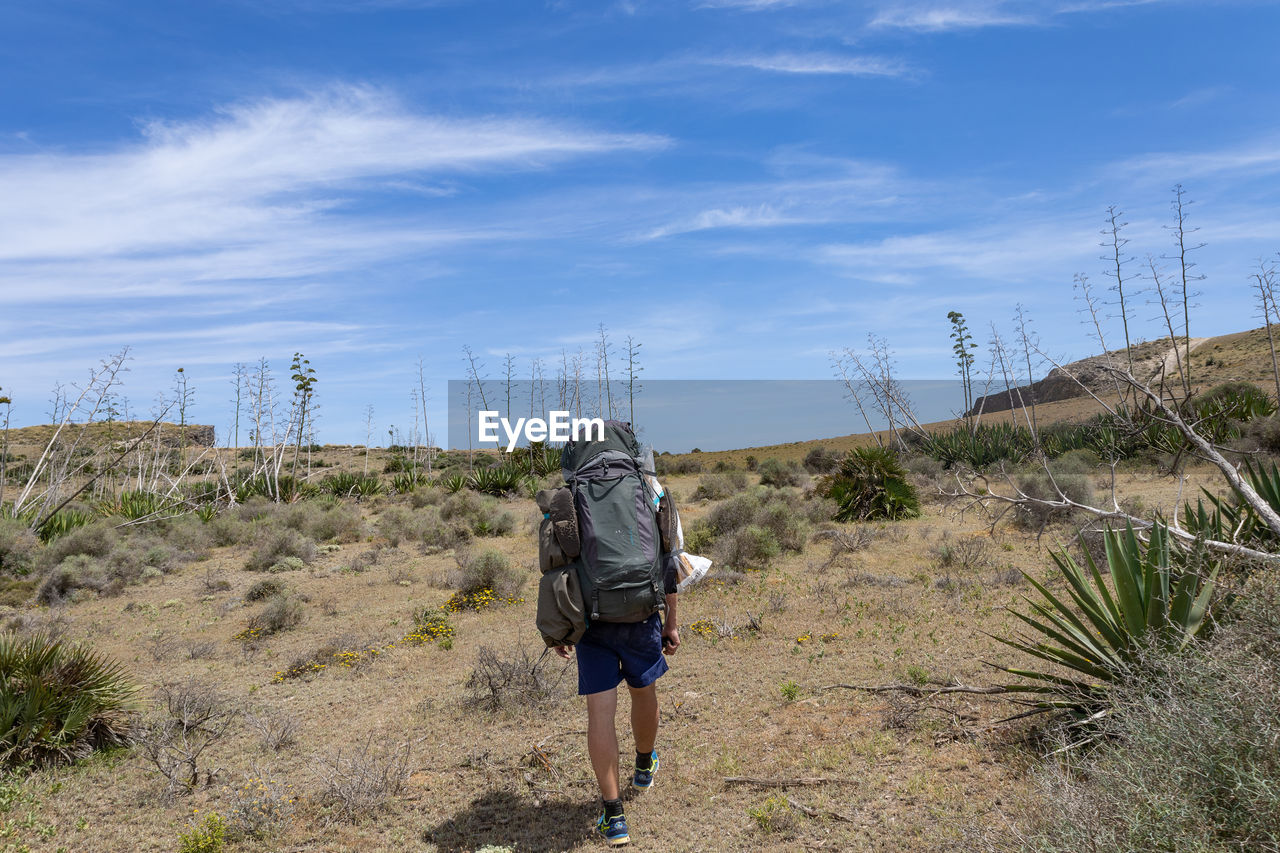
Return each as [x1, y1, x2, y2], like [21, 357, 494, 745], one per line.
[629, 683, 659, 755]
[586, 689, 620, 800]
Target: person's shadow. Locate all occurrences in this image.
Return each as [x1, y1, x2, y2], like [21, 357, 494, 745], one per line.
[425, 788, 598, 852]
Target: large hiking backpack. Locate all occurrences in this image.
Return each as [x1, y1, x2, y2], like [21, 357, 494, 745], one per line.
[560, 420, 665, 624]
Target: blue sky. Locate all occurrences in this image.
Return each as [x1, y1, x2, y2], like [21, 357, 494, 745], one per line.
[2, 0, 1279, 445]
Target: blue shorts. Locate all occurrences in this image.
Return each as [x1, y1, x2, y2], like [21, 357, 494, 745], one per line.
[575, 613, 669, 696]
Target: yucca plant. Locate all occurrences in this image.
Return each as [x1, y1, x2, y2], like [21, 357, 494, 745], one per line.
[0, 633, 138, 767]
[997, 522, 1218, 718]
[818, 447, 920, 522]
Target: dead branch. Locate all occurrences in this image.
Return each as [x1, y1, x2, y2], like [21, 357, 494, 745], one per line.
[724, 776, 861, 788]
[818, 682, 1007, 697]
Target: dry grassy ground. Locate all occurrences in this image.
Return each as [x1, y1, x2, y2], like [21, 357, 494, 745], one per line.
[2, 458, 1228, 853]
[3, 325, 1272, 851]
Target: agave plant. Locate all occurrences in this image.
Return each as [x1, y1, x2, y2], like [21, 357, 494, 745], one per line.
[118, 489, 166, 520]
[818, 446, 920, 522]
[468, 464, 528, 497]
[997, 522, 1217, 715]
[351, 475, 384, 498]
[319, 472, 359, 496]
[34, 509, 92, 543]
[440, 474, 468, 494]
[1183, 458, 1280, 550]
[0, 633, 138, 767]
[390, 471, 423, 493]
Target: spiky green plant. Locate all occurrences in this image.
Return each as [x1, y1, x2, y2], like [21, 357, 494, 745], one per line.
[1184, 459, 1280, 551]
[440, 474, 468, 494]
[118, 490, 166, 520]
[818, 447, 920, 522]
[34, 509, 92, 543]
[0, 633, 138, 766]
[351, 475, 383, 497]
[468, 465, 527, 497]
[997, 522, 1217, 716]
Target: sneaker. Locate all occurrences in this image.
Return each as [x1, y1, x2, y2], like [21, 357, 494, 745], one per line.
[596, 812, 630, 846]
[632, 750, 659, 792]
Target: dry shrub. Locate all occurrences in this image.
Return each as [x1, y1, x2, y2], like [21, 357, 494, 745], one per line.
[247, 594, 305, 636]
[409, 486, 445, 509]
[244, 708, 299, 752]
[139, 678, 239, 798]
[803, 445, 842, 473]
[465, 644, 569, 713]
[36, 554, 115, 604]
[692, 471, 748, 500]
[310, 734, 410, 823]
[208, 515, 253, 547]
[283, 501, 362, 543]
[0, 518, 39, 576]
[930, 533, 992, 573]
[441, 492, 516, 538]
[1017, 577, 1280, 852]
[245, 577, 287, 602]
[448, 549, 525, 599]
[245, 528, 315, 572]
[42, 522, 115, 567]
[1012, 468, 1094, 532]
[757, 458, 806, 488]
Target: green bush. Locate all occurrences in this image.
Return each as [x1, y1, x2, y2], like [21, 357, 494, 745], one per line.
[0, 632, 137, 766]
[244, 528, 315, 572]
[818, 447, 920, 522]
[178, 812, 227, 853]
[757, 458, 805, 488]
[1192, 380, 1276, 422]
[752, 502, 809, 552]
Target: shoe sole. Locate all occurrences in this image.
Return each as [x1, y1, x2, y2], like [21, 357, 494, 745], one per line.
[606, 834, 630, 846]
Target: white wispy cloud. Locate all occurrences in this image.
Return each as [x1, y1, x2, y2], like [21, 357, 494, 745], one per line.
[1108, 136, 1280, 183]
[696, 0, 807, 9]
[639, 204, 808, 239]
[868, 3, 1034, 32]
[711, 52, 910, 76]
[0, 86, 666, 266]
